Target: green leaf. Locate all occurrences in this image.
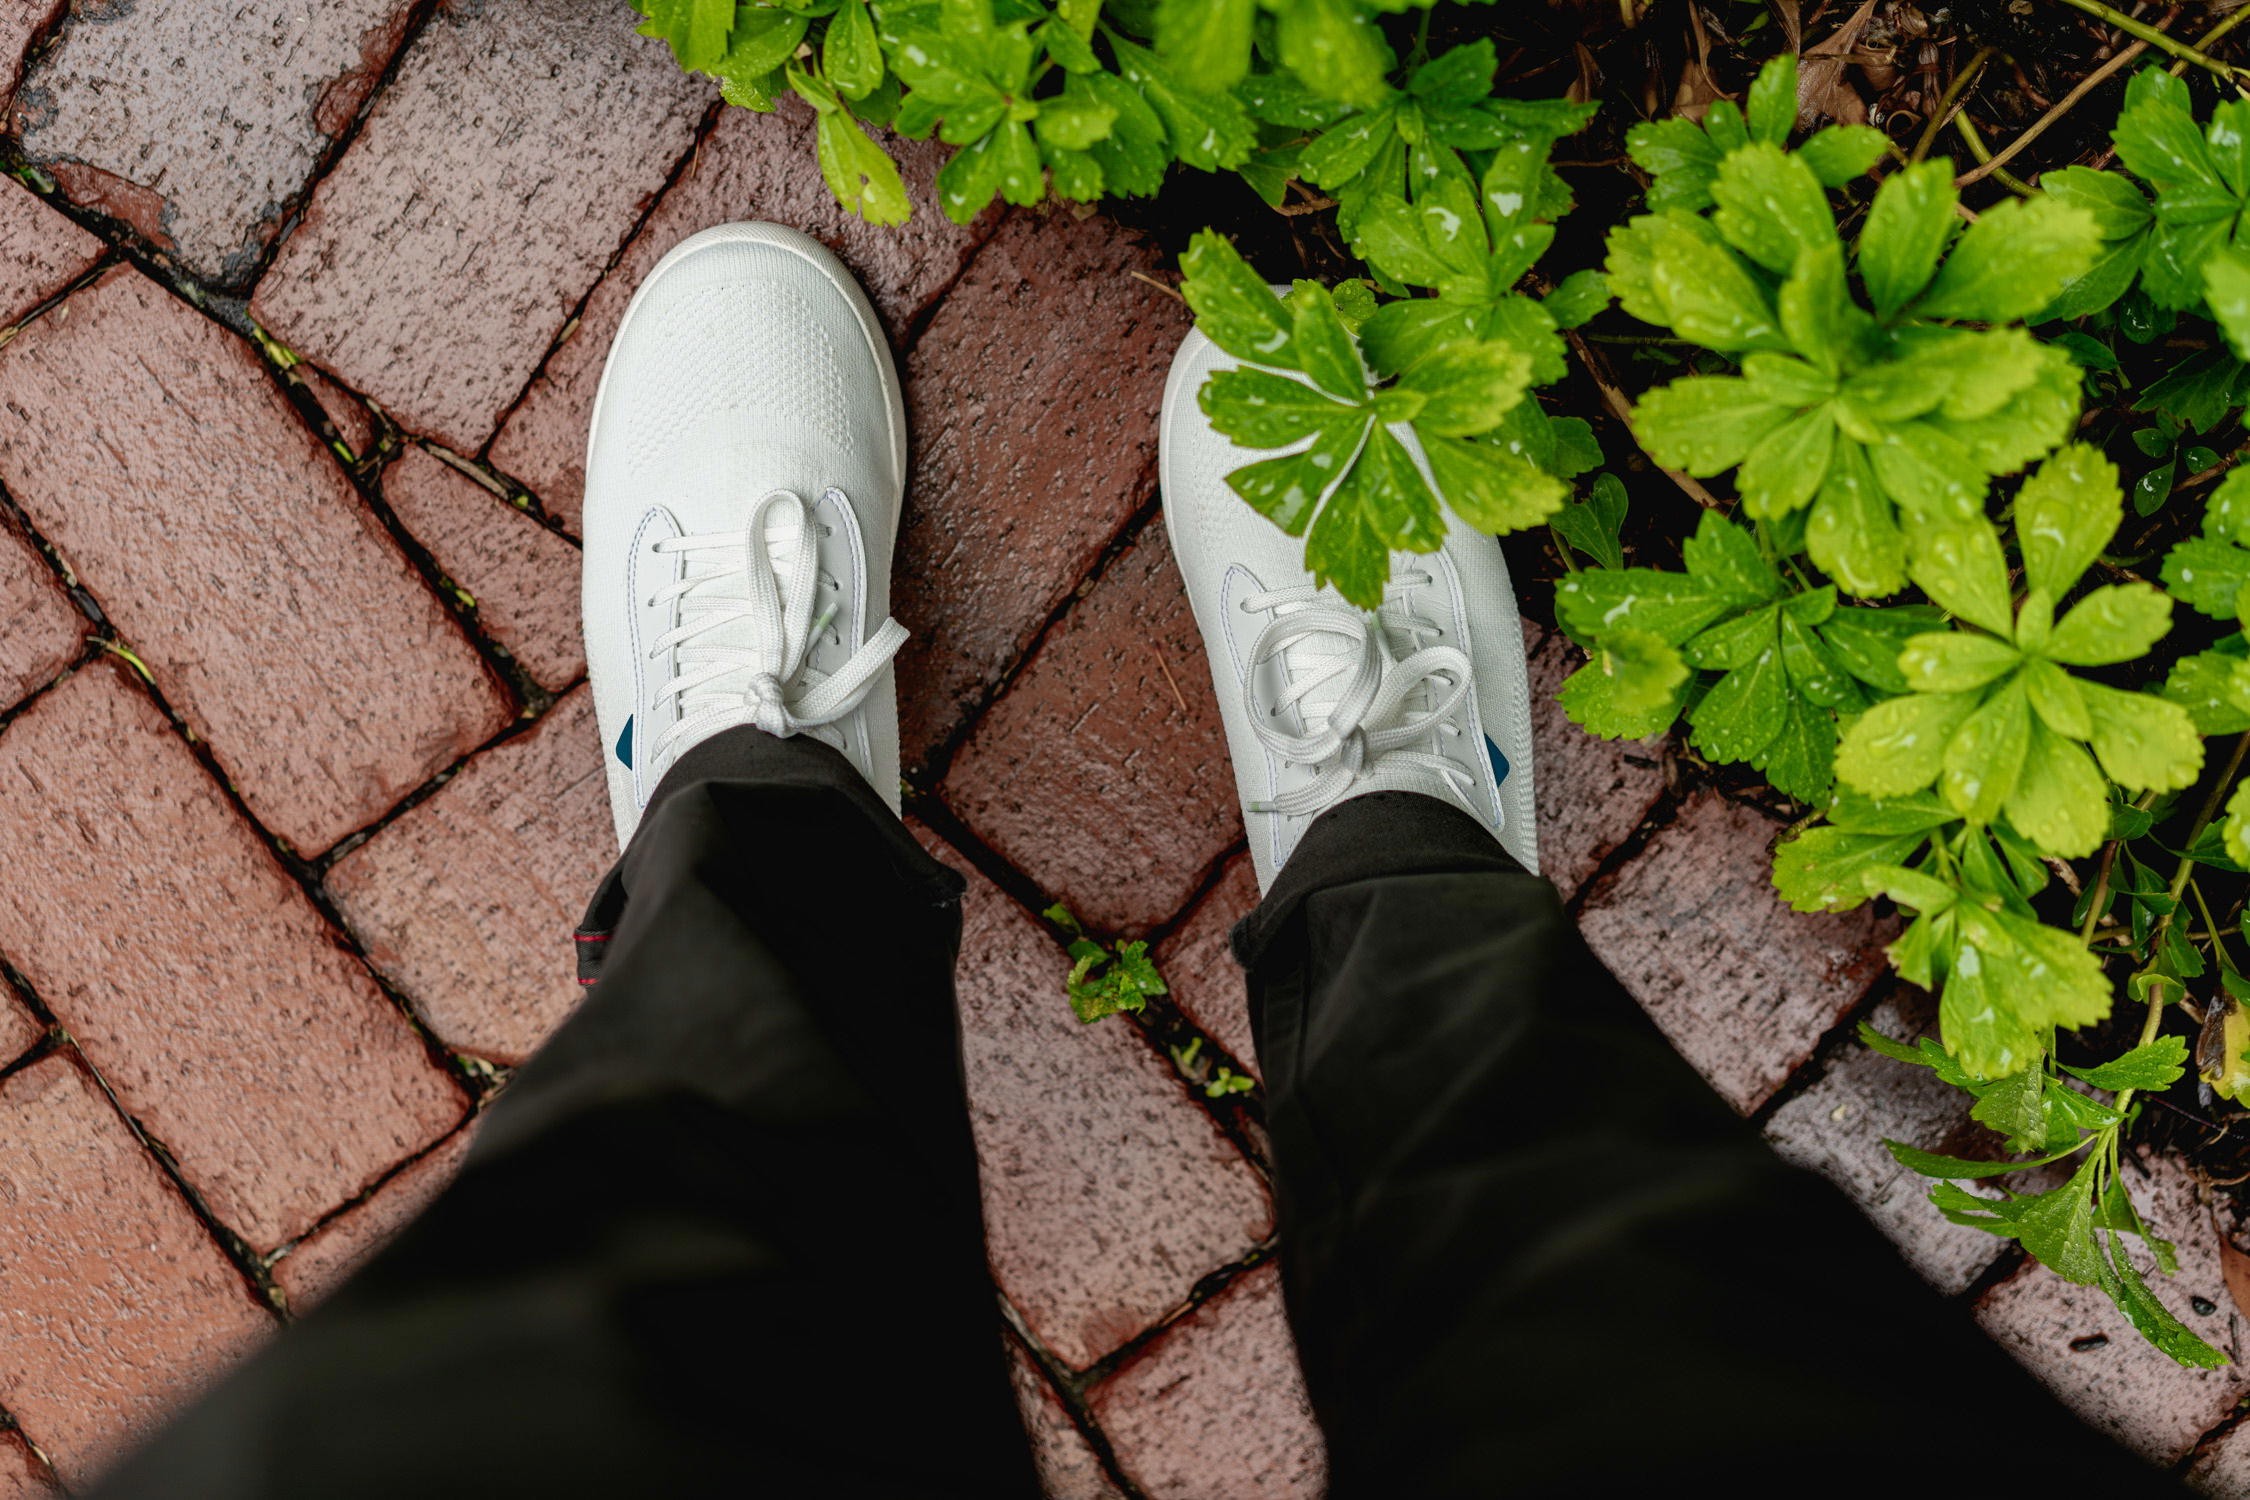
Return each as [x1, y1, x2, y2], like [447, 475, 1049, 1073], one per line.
[1710, 144, 1836, 276]
[1688, 632, 1786, 764]
[2021, 655, 2090, 738]
[1949, 905, 2113, 1076]
[2103, 1231, 2230, 1369]
[1772, 826, 1930, 913]
[2162, 535, 2250, 620]
[1181, 230, 1295, 367]
[1079, 71, 1170, 196]
[1897, 631, 2021, 693]
[1886, 1140, 2060, 1180]
[1608, 211, 1787, 353]
[2080, 682, 2204, 793]
[825, 0, 886, 99]
[1797, 123, 1887, 185]
[1909, 517, 2014, 637]
[814, 103, 913, 225]
[1286, 282, 1368, 402]
[1836, 690, 1980, 796]
[2207, 244, 2250, 362]
[1224, 421, 1364, 536]
[1554, 567, 1741, 646]
[1941, 676, 2030, 823]
[1917, 195, 2100, 324]
[2015, 1158, 2106, 1285]
[1111, 35, 1254, 172]
[1036, 76, 1119, 151]
[1552, 472, 1628, 570]
[1969, 1064, 2050, 1152]
[2006, 722, 2109, 858]
[1806, 443, 1907, 598]
[2043, 583, 2172, 667]
[1396, 340, 1531, 436]
[1629, 376, 1792, 476]
[1557, 631, 1688, 738]
[2163, 648, 2250, 734]
[1152, 0, 1255, 94]
[1200, 366, 1363, 447]
[640, 0, 739, 73]
[1544, 268, 1610, 330]
[2061, 1035, 2189, 1092]
[1857, 160, 1957, 318]
[713, 8, 811, 86]
[1738, 407, 1836, 521]
[1745, 54, 1797, 145]
[2015, 443, 2122, 598]
[1273, 0, 1393, 110]
[1423, 435, 1566, 533]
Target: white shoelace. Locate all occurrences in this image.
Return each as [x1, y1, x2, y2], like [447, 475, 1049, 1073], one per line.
[1240, 581, 1478, 818]
[646, 487, 907, 769]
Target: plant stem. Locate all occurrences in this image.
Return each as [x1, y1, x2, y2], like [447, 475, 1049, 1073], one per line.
[1951, 112, 2035, 195]
[2173, 0, 2250, 76]
[1911, 47, 1995, 164]
[2049, 0, 2245, 81]
[1959, 38, 2148, 188]
[2191, 874, 2239, 976]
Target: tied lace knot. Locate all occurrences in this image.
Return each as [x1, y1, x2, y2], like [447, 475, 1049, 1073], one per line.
[742, 670, 792, 735]
[1241, 583, 1477, 819]
[647, 487, 908, 769]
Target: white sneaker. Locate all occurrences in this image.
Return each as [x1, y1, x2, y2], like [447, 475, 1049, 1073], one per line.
[582, 223, 909, 850]
[1159, 320, 1540, 891]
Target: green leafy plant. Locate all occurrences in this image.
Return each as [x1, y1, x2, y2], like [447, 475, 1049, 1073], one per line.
[1044, 903, 1169, 1022]
[1560, 52, 2250, 1364]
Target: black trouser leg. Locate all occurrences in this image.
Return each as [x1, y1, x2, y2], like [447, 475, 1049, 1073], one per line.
[93, 729, 1039, 1500]
[1238, 791, 2170, 1497]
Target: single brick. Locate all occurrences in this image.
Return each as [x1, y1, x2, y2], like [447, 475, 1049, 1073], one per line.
[0, 0, 61, 108]
[1762, 992, 2012, 1295]
[326, 687, 610, 1066]
[490, 96, 994, 534]
[0, 1428, 59, 1499]
[273, 1126, 476, 1313]
[2190, 1418, 2250, 1495]
[11, 0, 416, 284]
[0, 267, 511, 853]
[1089, 1264, 1327, 1500]
[1527, 626, 1668, 899]
[0, 664, 469, 1249]
[943, 519, 1237, 937]
[1009, 1343, 1125, 1500]
[0, 176, 99, 327]
[1976, 1151, 2247, 1464]
[896, 210, 1190, 766]
[0, 972, 41, 1066]
[0, 519, 78, 710]
[382, 446, 583, 691]
[1577, 789, 1894, 1114]
[0, 1055, 271, 1486]
[1152, 854, 1260, 1074]
[922, 825, 1273, 1369]
[252, 0, 711, 452]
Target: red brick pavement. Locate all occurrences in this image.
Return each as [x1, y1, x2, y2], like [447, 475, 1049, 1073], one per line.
[0, 9, 2228, 1494]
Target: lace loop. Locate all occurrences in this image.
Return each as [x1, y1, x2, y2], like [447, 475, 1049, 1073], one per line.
[1240, 583, 1476, 819]
[646, 487, 906, 767]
